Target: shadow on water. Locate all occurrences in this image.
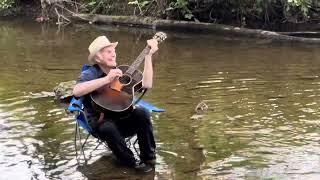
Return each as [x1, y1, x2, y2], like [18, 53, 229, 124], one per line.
[77, 155, 157, 180]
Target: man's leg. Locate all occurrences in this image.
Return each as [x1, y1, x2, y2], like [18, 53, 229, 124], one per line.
[97, 121, 136, 166]
[130, 107, 156, 162]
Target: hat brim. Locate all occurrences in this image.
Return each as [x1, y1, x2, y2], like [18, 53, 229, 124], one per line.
[88, 42, 118, 64]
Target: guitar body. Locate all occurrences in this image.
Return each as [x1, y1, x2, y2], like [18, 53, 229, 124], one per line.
[90, 65, 143, 116]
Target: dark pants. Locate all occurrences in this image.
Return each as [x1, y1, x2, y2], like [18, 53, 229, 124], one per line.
[92, 107, 156, 166]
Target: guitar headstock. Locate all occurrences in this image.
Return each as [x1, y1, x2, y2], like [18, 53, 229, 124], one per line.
[153, 32, 167, 43]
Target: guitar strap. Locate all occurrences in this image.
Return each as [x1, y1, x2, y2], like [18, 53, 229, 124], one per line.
[133, 89, 147, 105]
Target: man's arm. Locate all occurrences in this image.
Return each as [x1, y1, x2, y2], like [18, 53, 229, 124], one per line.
[73, 76, 110, 97]
[73, 69, 122, 97]
[142, 54, 153, 89]
[142, 39, 158, 89]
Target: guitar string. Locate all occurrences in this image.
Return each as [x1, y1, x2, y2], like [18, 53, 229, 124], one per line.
[125, 34, 166, 75]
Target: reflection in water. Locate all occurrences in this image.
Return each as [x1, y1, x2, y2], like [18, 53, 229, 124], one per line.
[0, 19, 320, 179]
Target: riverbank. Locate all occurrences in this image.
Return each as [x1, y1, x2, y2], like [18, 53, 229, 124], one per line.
[71, 13, 320, 44]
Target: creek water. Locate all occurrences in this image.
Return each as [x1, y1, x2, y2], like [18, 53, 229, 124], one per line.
[0, 19, 320, 179]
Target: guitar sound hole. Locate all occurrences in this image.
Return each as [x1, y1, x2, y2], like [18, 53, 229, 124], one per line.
[119, 74, 132, 85]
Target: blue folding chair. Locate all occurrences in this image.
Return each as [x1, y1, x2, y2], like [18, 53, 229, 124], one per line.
[67, 64, 165, 164]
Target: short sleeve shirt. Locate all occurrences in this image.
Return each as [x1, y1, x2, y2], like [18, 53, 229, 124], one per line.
[76, 64, 105, 119]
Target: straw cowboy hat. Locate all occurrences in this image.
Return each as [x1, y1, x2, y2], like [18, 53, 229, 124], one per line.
[88, 36, 118, 64]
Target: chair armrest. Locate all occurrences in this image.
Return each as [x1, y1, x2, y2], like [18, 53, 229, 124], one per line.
[136, 99, 165, 113]
[67, 96, 84, 113]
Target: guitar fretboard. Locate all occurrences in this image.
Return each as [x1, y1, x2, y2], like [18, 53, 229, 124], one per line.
[126, 45, 151, 75]
[125, 31, 166, 75]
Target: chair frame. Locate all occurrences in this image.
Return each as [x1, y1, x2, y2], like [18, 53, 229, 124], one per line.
[68, 97, 157, 165]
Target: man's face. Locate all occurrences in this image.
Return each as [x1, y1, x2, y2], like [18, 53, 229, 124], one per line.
[96, 46, 117, 67]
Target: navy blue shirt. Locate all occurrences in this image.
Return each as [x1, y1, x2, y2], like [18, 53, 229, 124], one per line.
[76, 64, 105, 119]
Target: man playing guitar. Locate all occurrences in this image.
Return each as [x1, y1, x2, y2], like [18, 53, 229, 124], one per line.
[73, 35, 158, 172]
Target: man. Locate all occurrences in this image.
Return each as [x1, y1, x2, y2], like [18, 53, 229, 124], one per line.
[73, 35, 158, 172]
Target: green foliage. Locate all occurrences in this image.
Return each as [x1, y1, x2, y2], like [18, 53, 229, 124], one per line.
[287, 0, 312, 18]
[190, 0, 315, 26]
[128, 0, 150, 9]
[77, 0, 316, 26]
[288, 0, 309, 6]
[80, 0, 98, 11]
[0, 0, 15, 10]
[167, 0, 193, 19]
[128, 0, 152, 15]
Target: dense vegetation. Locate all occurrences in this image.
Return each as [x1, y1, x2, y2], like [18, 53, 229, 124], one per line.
[1, 0, 320, 28]
[0, 0, 15, 10]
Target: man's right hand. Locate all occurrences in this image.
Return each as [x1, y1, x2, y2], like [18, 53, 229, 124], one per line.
[105, 69, 123, 82]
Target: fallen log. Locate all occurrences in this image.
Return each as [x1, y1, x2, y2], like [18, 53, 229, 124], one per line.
[72, 14, 320, 43]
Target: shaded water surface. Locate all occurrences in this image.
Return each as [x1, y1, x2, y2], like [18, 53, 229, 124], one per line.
[0, 19, 320, 179]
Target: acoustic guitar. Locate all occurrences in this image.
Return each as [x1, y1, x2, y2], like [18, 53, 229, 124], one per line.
[90, 32, 167, 116]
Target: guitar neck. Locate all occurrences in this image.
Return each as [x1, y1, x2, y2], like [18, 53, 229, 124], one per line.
[126, 45, 150, 75]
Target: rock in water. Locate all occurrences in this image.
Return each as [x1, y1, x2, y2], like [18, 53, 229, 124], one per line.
[195, 101, 209, 114]
[190, 101, 209, 120]
[53, 80, 76, 100]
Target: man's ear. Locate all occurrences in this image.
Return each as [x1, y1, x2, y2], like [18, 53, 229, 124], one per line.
[95, 52, 102, 63]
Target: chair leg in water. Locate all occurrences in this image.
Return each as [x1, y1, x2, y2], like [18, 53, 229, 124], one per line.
[74, 122, 89, 164]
